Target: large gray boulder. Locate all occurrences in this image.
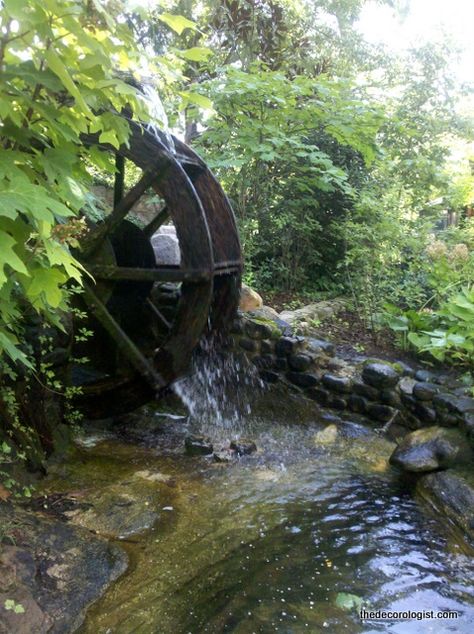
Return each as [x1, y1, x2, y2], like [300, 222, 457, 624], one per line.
[389, 426, 473, 472]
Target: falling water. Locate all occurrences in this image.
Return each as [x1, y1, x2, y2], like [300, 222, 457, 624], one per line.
[172, 333, 264, 437]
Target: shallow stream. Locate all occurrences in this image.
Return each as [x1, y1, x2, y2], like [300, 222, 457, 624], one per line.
[41, 385, 474, 634]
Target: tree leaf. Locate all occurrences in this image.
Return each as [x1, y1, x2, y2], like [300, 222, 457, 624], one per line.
[179, 47, 213, 62]
[158, 13, 196, 35]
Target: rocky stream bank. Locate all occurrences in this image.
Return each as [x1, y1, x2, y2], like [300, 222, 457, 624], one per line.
[1, 291, 474, 633]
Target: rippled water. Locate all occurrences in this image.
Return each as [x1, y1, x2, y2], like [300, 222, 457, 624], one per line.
[64, 391, 474, 634]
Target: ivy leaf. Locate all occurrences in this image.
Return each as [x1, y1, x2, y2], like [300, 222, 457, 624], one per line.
[158, 13, 196, 35]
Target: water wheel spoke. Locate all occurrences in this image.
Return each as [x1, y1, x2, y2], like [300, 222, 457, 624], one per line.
[146, 298, 172, 330]
[82, 157, 171, 257]
[87, 264, 212, 283]
[82, 284, 166, 390]
[113, 153, 125, 207]
[143, 206, 170, 238]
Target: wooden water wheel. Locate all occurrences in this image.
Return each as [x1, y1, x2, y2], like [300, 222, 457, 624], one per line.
[73, 116, 242, 418]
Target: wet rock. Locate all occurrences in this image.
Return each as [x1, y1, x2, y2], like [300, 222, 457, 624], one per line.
[306, 387, 330, 405]
[249, 305, 279, 320]
[238, 337, 259, 353]
[337, 421, 373, 439]
[399, 377, 417, 396]
[436, 412, 460, 427]
[413, 382, 440, 401]
[185, 434, 213, 456]
[230, 439, 257, 456]
[213, 448, 234, 463]
[286, 372, 318, 388]
[306, 337, 335, 356]
[314, 424, 338, 445]
[245, 319, 274, 340]
[0, 505, 127, 634]
[330, 396, 347, 410]
[461, 413, 474, 447]
[362, 362, 400, 389]
[252, 354, 275, 370]
[260, 339, 274, 354]
[417, 469, 474, 539]
[229, 318, 244, 335]
[288, 353, 312, 372]
[259, 370, 280, 383]
[249, 307, 292, 335]
[347, 394, 368, 414]
[63, 484, 160, 538]
[239, 284, 263, 312]
[413, 402, 437, 424]
[326, 357, 349, 372]
[275, 336, 302, 356]
[415, 369, 436, 383]
[321, 374, 352, 394]
[353, 380, 379, 401]
[400, 392, 417, 411]
[394, 361, 415, 377]
[274, 356, 288, 371]
[390, 426, 473, 472]
[367, 403, 396, 423]
[433, 393, 474, 416]
[380, 389, 401, 408]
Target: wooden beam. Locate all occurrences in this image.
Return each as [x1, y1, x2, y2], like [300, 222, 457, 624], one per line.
[81, 157, 170, 258]
[87, 264, 212, 283]
[113, 153, 125, 207]
[82, 284, 166, 390]
[143, 206, 170, 238]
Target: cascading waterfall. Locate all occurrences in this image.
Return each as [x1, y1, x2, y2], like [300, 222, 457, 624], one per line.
[172, 333, 264, 439]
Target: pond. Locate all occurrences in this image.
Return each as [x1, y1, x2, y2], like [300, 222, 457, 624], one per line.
[42, 385, 474, 634]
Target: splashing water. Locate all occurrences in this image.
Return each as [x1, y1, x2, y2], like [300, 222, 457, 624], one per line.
[138, 82, 175, 153]
[172, 334, 264, 438]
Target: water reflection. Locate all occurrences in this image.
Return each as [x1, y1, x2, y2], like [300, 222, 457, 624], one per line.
[72, 398, 474, 634]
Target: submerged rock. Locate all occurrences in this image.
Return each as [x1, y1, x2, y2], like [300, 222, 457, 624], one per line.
[389, 426, 473, 473]
[314, 424, 338, 445]
[230, 439, 257, 456]
[63, 484, 160, 539]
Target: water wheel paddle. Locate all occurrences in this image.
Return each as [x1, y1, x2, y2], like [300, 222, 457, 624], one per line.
[73, 116, 242, 418]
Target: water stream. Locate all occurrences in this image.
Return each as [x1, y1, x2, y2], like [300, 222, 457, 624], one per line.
[42, 348, 474, 633]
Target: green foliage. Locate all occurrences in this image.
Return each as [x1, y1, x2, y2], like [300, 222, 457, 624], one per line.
[0, 0, 202, 368]
[195, 65, 382, 290]
[406, 288, 474, 365]
[4, 599, 25, 614]
[0, 0, 138, 364]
